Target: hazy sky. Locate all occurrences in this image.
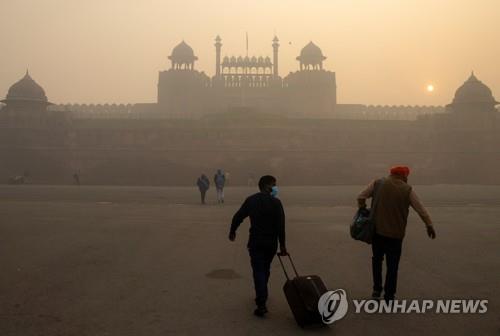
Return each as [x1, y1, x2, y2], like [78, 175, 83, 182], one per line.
[1, 0, 499, 105]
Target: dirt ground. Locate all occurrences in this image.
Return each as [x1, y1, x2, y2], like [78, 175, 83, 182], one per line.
[0, 185, 499, 336]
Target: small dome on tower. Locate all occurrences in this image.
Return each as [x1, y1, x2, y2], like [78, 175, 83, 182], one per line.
[297, 42, 327, 63]
[4, 71, 48, 103]
[296, 42, 327, 70]
[169, 41, 198, 63]
[452, 72, 498, 105]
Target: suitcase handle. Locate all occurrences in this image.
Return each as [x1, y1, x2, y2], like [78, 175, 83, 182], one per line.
[277, 253, 299, 280]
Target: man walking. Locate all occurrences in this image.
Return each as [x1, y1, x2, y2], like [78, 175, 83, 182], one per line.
[357, 166, 436, 301]
[229, 175, 287, 317]
[214, 169, 226, 203]
[196, 174, 210, 204]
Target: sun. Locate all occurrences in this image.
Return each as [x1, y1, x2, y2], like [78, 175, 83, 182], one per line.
[426, 84, 435, 93]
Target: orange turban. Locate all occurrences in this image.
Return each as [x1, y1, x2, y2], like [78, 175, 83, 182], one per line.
[390, 166, 410, 177]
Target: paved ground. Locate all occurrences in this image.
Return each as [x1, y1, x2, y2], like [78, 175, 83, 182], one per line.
[0, 185, 499, 336]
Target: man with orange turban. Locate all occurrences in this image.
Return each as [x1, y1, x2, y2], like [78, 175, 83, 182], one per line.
[357, 165, 436, 301]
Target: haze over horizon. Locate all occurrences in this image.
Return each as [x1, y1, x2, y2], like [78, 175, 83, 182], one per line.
[1, 0, 499, 106]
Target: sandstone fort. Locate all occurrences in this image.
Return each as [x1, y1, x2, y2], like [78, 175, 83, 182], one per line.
[1, 37, 498, 185]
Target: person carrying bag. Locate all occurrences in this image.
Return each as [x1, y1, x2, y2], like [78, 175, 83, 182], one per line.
[355, 166, 436, 301]
[350, 178, 385, 244]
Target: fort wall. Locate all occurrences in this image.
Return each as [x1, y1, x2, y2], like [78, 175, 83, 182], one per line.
[1, 115, 499, 185]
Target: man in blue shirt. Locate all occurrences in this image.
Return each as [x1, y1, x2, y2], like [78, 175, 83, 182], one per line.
[229, 175, 287, 317]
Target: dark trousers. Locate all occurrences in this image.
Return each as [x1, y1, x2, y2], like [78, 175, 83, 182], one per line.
[200, 189, 207, 204]
[248, 243, 277, 307]
[372, 233, 403, 300]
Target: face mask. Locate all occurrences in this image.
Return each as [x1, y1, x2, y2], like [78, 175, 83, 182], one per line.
[271, 186, 279, 197]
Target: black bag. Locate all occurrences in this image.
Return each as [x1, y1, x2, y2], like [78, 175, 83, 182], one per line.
[278, 254, 328, 327]
[350, 178, 384, 244]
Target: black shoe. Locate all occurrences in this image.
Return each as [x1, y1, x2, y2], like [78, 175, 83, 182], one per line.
[253, 306, 268, 317]
[371, 290, 382, 299]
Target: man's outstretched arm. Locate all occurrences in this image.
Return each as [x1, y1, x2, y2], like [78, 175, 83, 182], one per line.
[229, 198, 250, 241]
[409, 190, 436, 239]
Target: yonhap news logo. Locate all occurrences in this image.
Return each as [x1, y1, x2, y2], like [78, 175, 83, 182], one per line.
[352, 298, 488, 314]
[318, 289, 488, 325]
[317, 289, 349, 324]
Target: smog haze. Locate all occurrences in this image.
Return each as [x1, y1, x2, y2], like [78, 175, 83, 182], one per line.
[1, 0, 499, 105]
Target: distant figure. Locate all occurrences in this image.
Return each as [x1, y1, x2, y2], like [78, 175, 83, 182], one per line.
[229, 175, 287, 317]
[357, 166, 436, 302]
[214, 169, 226, 204]
[8, 175, 25, 185]
[8, 171, 29, 185]
[73, 173, 80, 186]
[196, 174, 210, 204]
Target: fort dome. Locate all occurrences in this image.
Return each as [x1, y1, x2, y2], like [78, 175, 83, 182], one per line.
[296, 42, 327, 70]
[4, 71, 48, 103]
[169, 41, 198, 63]
[452, 72, 498, 105]
[297, 42, 326, 63]
[300, 42, 324, 58]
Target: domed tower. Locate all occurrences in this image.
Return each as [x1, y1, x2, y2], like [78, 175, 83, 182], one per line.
[283, 42, 336, 117]
[447, 72, 498, 127]
[168, 41, 198, 70]
[158, 41, 210, 118]
[1, 70, 52, 113]
[428, 72, 500, 183]
[296, 42, 327, 71]
[0, 71, 69, 181]
[449, 72, 498, 110]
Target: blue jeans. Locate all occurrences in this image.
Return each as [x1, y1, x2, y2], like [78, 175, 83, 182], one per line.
[248, 243, 277, 307]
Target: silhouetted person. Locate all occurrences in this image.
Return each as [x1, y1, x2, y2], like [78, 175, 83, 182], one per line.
[73, 173, 80, 186]
[229, 175, 287, 317]
[196, 174, 210, 204]
[357, 166, 436, 301]
[214, 169, 226, 203]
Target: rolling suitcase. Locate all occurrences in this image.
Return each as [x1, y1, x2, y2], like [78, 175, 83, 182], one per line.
[277, 254, 328, 327]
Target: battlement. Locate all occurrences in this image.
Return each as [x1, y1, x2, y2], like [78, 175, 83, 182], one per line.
[46, 102, 449, 121]
[335, 104, 446, 120]
[49, 103, 138, 119]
